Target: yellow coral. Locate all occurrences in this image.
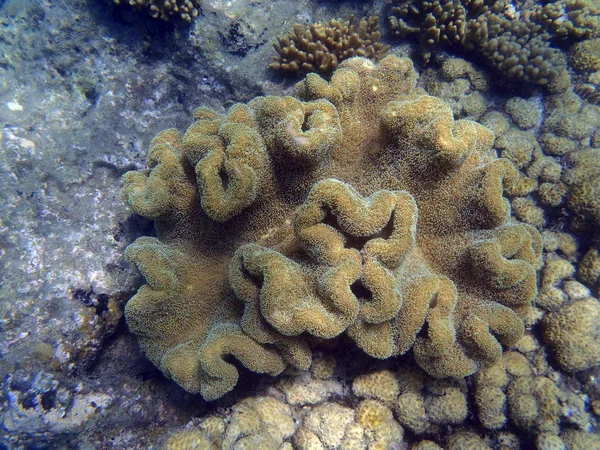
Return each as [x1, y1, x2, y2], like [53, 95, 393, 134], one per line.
[570, 37, 600, 72]
[474, 361, 509, 429]
[562, 148, 600, 229]
[542, 297, 600, 372]
[561, 429, 600, 448]
[424, 379, 468, 425]
[222, 396, 294, 450]
[164, 429, 216, 450]
[447, 431, 492, 450]
[356, 400, 403, 449]
[536, 257, 575, 311]
[356, 399, 392, 430]
[269, 16, 390, 76]
[511, 197, 546, 229]
[297, 402, 355, 449]
[578, 248, 600, 289]
[413, 441, 444, 450]
[395, 391, 430, 434]
[507, 375, 565, 435]
[309, 352, 336, 380]
[122, 56, 543, 399]
[352, 370, 399, 403]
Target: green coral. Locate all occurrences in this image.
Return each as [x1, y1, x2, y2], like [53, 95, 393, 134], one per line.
[121, 56, 542, 400]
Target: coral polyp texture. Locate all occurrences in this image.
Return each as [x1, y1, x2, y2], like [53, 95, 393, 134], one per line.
[121, 56, 543, 400]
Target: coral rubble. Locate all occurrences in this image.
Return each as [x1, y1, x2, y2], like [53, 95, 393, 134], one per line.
[121, 55, 543, 400]
[269, 16, 390, 76]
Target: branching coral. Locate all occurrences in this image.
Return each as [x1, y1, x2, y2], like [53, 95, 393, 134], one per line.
[122, 55, 542, 400]
[388, 0, 600, 84]
[113, 0, 200, 22]
[269, 16, 390, 76]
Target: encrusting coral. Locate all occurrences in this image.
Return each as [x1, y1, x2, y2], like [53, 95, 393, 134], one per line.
[269, 16, 390, 76]
[388, 0, 600, 85]
[121, 55, 543, 400]
[113, 0, 200, 22]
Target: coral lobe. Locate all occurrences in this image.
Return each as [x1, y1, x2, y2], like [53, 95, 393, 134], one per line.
[122, 56, 542, 399]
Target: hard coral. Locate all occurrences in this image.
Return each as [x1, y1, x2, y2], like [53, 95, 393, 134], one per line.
[562, 148, 600, 229]
[543, 297, 600, 372]
[394, 364, 468, 434]
[113, 0, 200, 22]
[269, 16, 390, 76]
[122, 56, 542, 400]
[165, 396, 295, 450]
[570, 37, 600, 72]
[473, 350, 585, 436]
[389, 0, 600, 84]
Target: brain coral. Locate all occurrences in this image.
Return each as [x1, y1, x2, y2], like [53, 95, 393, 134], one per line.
[121, 55, 542, 400]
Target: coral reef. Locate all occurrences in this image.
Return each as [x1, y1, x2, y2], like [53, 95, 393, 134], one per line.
[570, 37, 600, 72]
[562, 148, 600, 229]
[269, 16, 390, 76]
[165, 396, 295, 449]
[536, 256, 576, 311]
[395, 364, 468, 434]
[164, 429, 216, 450]
[113, 0, 200, 22]
[388, 0, 600, 84]
[474, 350, 593, 439]
[419, 54, 491, 120]
[504, 97, 542, 130]
[494, 87, 600, 235]
[543, 297, 600, 372]
[579, 248, 600, 293]
[121, 55, 543, 400]
[158, 336, 600, 448]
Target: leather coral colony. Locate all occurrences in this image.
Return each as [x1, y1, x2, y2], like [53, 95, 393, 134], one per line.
[121, 56, 542, 401]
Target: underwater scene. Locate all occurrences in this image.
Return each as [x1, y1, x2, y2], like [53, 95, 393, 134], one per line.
[0, 0, 600, 448]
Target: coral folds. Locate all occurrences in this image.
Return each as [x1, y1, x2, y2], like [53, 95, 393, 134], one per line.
[121, 56, 542, 400]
